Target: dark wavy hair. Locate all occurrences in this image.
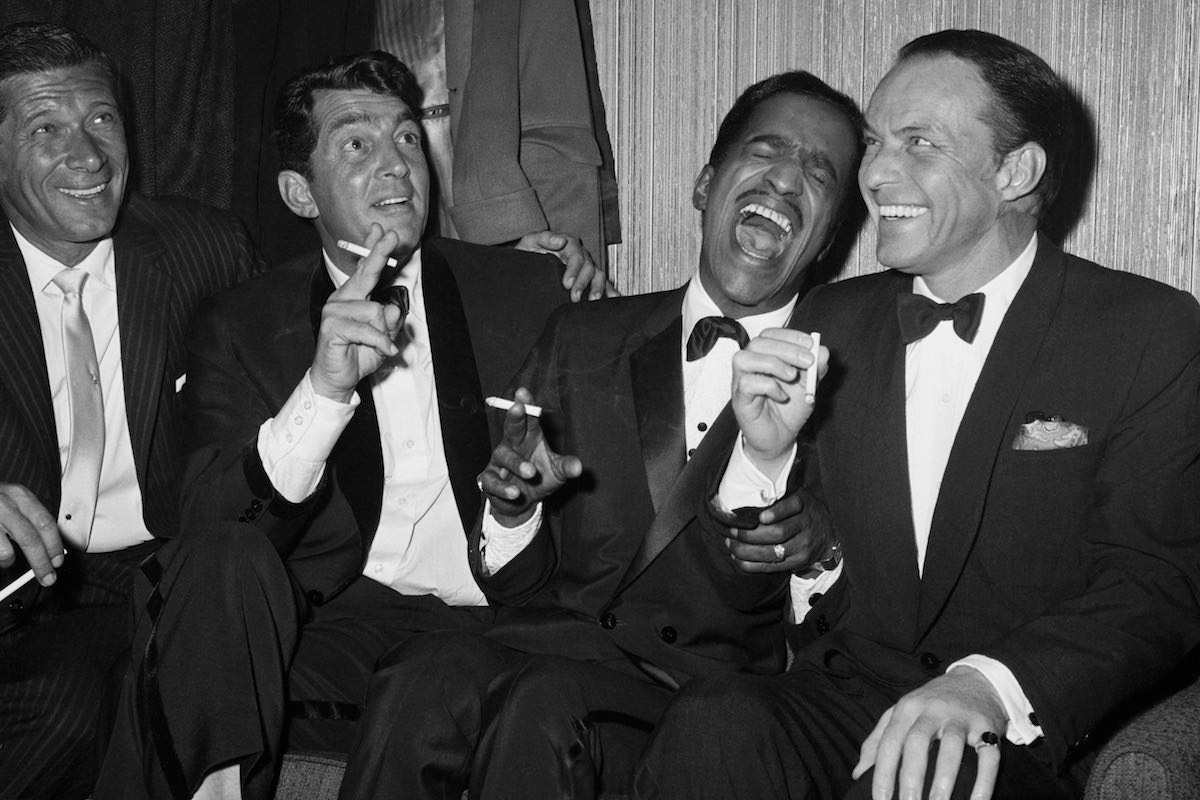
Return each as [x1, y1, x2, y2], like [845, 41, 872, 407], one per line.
[274, 50, 424, 179]
[0, 22, 120, 122]
[898, 29, 1075, 218]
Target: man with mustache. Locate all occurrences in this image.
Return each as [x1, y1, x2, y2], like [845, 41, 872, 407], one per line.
[635, 28, 1200, 800]
[338, 68, 863, 799]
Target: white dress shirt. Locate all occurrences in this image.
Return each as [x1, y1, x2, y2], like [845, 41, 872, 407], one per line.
[17, 225, 153, 553]
[258, 248, 485, 606]
[903, 234, 1043, 745]
[480, 278, 797, 571]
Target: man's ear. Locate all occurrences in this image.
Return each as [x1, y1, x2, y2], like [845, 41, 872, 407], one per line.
[692, 165, 716, 211]
[278, 170, 319, 219]
[995, 142, 1046, 204]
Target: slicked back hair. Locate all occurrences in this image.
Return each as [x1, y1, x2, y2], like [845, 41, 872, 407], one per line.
[708, 70, 865, 171]
[0, 22, 120, 123]
[274, 50, 424, 180]
[898, 29, 1075, 218]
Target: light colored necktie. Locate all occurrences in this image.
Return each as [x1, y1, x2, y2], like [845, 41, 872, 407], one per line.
[52, 267, 105, 549]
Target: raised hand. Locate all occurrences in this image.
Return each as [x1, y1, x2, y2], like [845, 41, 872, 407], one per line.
[478, 387, 583, 526]
[852, 669, 1007, 800]
[730, 328, 827, 479]
[310, 224, 405, 402]
[0, 483, 65, 587]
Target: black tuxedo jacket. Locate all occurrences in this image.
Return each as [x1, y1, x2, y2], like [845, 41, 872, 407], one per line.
[0, 194, 262, 631]
[468, 288, 792, 689]
[794, 236, 1200, 768]
[179, 237, 565, 605]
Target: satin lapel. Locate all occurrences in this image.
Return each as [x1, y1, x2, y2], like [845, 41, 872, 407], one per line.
[114, 222, 171, 477]
[629, 294, 687, 515]
[617, 400, 739, 594]
[422, 244, 491, 532]
[836, 277, 924, 640]
[313, 263, 385, 544]
[916, 239, 1065, 636]
[0, 225, 58, 478]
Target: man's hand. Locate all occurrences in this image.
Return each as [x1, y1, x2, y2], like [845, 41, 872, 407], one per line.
[0, 483, 65, 587]
[310, 225, 404, 402]
[852, 669, 1007, 800]
[731, 329, 828, 479]
[725, 488, 835, 574]
[515, 230, 616, 302]
[478, 387, 583, 526]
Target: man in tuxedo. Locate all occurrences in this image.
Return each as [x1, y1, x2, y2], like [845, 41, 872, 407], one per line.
[0, 22, 261, 800]
[337, 69, 863, 799]
[93, 49, 615, 800]
[634, 29, 1200, 800]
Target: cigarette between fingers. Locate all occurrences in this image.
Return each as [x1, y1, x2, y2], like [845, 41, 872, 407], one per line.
[485, 396, 544, 418]
[336, 239, 399, 268]
[804, 332, 820, 404]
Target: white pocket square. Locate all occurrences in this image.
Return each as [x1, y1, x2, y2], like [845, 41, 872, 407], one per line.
[175, 374, 187, 393]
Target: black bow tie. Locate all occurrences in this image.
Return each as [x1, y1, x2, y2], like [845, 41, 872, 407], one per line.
[896, 292, 985, 344]
[687, 316, 750, 361]
[370, 284, 410, 319]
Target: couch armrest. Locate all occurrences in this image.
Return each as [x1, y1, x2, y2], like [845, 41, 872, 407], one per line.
[1085, 674, 1200, 799]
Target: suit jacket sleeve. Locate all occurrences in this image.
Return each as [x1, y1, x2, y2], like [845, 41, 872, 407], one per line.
[179, 292, 323, 556]
[985, 289, 1200, 765]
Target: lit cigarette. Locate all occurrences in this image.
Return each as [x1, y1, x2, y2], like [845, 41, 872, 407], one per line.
[0, 550, 66, 603]
[485, 396, 544, 418]
[804, 332, 821, 404]
[336, 239, 399, 268]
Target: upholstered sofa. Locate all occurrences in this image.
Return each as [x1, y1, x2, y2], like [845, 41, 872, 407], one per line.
[273, 669, 1200, 800]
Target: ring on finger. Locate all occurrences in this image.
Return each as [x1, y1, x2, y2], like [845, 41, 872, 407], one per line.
[773, 543, 786, 562]
[974, 730, 1001, 751]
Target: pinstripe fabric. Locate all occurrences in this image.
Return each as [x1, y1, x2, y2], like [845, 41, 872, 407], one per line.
[0, 193, 263, 800]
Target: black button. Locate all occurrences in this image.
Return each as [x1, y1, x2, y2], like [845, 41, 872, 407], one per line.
[237, 515, 247, 523]
[808, 592, 823, 607]
[600, 612, 617, 630]
[8, 599, 23, 614]
[244, 510, 258, 521]
[687, 448, 696, 457]
[250, 499, 264, 512]
[697, 422, 708, 432]
[815, 615, 831, 634]
[306, 589, 325, 606]
[1029, 712, 1040, 727]
[659, 626, 677, 643]
[919, 651, 940, 671]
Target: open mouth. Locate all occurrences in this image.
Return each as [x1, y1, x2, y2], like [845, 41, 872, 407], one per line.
[735, 202, 796, 260]
[59, 183, 107, 199]
[878, 204, 928, 220]
[373, 196, 410, 210]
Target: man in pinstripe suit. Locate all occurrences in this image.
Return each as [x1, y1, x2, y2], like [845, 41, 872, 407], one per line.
[0, 22, 261, 800]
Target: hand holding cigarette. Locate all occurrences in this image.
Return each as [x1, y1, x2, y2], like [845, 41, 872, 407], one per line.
[0, 481, 67, 598]
[728, 328, 828, 480]
[477, 387, 581, 526]
[310, 224, 406, 403]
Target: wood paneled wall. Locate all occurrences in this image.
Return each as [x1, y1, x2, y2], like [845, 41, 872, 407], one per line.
[590, 1, 1200, 301]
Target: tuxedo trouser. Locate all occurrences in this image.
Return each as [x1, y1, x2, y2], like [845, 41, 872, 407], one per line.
[633, 650, 1081, 800]
[93, 524, 494, 800]
[339, 629, 674, 800]
[0, 543, 155, 800]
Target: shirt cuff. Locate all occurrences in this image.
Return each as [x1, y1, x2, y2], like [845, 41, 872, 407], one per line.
[788, 562, 842, 623]
[480, 499, 544, 575]
[716, 435, 796, 511]
[256, 370, 358, 503]
[948, 656, 1045, 745]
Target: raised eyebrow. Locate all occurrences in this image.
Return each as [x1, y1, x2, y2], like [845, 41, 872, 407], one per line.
[327, 110, 376, 137]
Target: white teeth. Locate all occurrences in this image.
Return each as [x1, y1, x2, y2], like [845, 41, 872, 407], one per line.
[374, 197, 409, 207]
[60, 183, 106, 198]
[740, 203, 793, 236]
[878, 204, 928, 219]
